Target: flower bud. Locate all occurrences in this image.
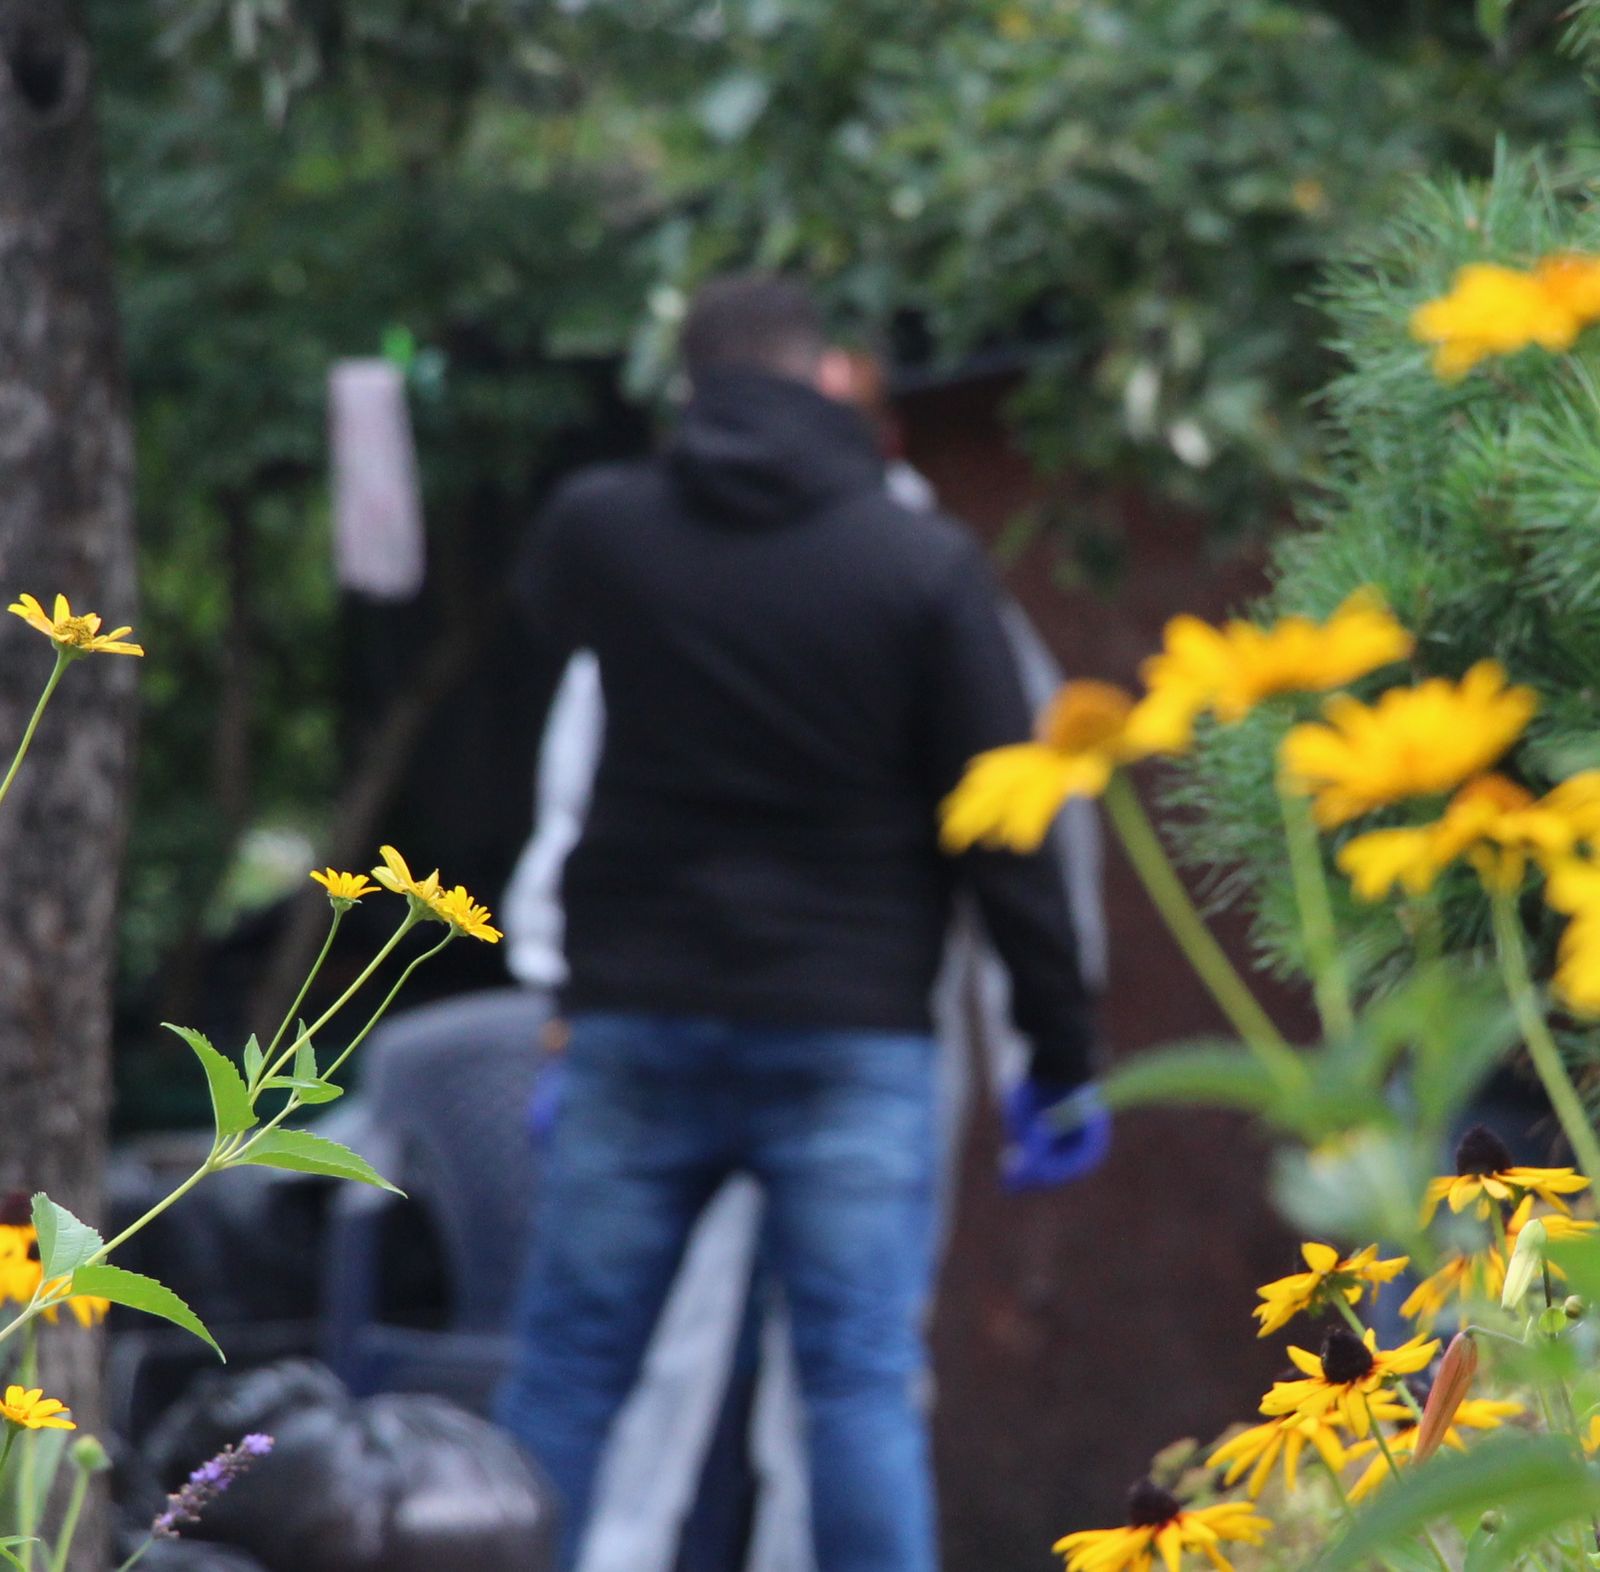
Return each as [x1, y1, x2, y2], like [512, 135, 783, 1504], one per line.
[70, 1434, 110, 1473]
[1416, 1331, 1478, 1465]
[1501, 1217, 1547, 1311]
[1567, 1295, 1587, 1322]
[1479, 1509, 1503, 1535]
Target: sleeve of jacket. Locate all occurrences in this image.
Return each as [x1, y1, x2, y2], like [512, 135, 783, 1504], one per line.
[923, 533, 1100, 1088]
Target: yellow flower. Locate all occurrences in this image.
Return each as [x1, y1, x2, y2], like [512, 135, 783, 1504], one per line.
[1534, 255, 1600, 324]
[1252, 1242, 1409, 1338]
[1344, 1398, 1523, 1502]
[0, 1223, 40, 1307]
[1291, 177, 1329, 217]
[1132, 591, 1412, 749]
[1338, 771, 1600, 901]
[37, 1275, 110, 1328]
[1054, 1481, 1271, 1572]
[1279, 662, 1537, 828]
[1400, 1249, 1502, 1330]
[7, 593, 143, 657]
[309, 869, 377, 904]
[940, 681, 1145, 853]
[0, 1386, 74, 1431]
[1410, 262, 1585, 379]
[1260, 1328, 1439, 1437]
[1207, 1412, 1349, 1499]
[1420, 1125, 1588, 1226]
[1584, 1413, 1600, 1455]
[370, 845, 442, 905]
[1545, 858, 1600, 1015]
[428, 884, 503, 944]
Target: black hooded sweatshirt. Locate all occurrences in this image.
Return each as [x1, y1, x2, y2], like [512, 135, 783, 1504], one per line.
[516, 369, 1097, 1085]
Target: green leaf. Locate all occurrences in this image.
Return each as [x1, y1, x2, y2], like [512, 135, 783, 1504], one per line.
[29, 1196, 102, 1280]
[293, 1038, 317, 1082]
[243, 1033, 264, 1084]
[1099, 1040, 1281, 1116]
[163, 1023, 256, 1139]
[259, 1076, 343, 1105]
[70, 1263, 223, 1360]
[1316, 1437, 1600, 1570]
[0, 1539, 36, 1571]
[234, 1129, 401, 1193]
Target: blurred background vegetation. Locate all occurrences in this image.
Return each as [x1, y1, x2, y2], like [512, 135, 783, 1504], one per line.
[90, 0, 1598, 1118]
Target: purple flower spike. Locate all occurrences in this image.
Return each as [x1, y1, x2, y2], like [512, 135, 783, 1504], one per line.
[152, 1433, 275, 1539]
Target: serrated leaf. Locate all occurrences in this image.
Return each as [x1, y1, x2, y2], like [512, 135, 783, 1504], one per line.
[30, 1196, 102, 1280]
[70, 1263, 222, 1360]
[293, 1038, 317, 1082]
[243, 1033, 264, 1084]
[163, 1023, 256, 1139]
[259, 1076, 343, 1105]
[234, 1129, 401, 1193]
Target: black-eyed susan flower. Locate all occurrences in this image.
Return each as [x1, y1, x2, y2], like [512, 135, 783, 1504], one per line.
[1400, 1249, 1501, 1331]
[0, 1194, 41, 1308]
[0, 1386, 74, 1431]
[370, 845, 442, 905]
[7, 593, 143, 658]
[1344, 1397, 1522, 1502]
[1544, 859, 1600, 1015]
[941, 681, 1150, 852]
[309, 869, 377, 905]
[428, 884, 503, 944]
[1206, 1411, 1350, 1499]
[1252, 1242, 1409, 1337]
[1259, 1327, 1439, 1437]
[1420, 1125, 1588, 1225]
[1053, 1480, 1271, 1572]
[1410, 262, 1590, 379]
[1131, 592, 1412, 753]
[1339, 772, 1600, 902]
[1280, 663, 1538, 829]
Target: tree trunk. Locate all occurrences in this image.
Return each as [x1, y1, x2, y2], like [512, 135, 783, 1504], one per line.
[0, 2, 138, 1565]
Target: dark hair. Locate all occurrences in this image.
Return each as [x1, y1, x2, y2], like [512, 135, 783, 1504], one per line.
[679, 273, 827, 381]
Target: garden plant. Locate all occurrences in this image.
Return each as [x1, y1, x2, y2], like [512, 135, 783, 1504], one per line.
[0, 598, 500, 1569]
[942, 91, 1600, 1572]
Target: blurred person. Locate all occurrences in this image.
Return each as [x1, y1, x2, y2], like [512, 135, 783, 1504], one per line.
[495, 274, 1107, 1572]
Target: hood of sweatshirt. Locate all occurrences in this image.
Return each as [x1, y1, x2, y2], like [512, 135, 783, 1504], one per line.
[667, 369, 886, 526]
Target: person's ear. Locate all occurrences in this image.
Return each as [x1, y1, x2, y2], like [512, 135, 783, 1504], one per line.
[813, 348, 858, 403]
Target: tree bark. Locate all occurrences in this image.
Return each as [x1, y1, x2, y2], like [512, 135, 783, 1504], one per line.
[0, 2, 138, 1565]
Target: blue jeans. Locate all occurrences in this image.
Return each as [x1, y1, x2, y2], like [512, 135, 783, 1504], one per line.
[495, 1011, 940, 1572]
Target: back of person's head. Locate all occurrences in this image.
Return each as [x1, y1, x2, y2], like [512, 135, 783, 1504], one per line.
[679, 272, 827, 383]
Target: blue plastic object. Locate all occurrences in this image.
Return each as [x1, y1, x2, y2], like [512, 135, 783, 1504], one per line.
[999, 1079, 1112, 1193]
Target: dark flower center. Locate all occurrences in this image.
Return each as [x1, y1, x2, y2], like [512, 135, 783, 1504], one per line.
[1126, 1479, 1181, 1529]
[0, 1192, 31, 1228]
[1455, 1124, 1513, 1177]
[1321, 1328, 1376, 1385]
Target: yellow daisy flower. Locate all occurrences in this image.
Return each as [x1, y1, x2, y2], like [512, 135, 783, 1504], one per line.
[1338, 771, 1600, 901]
[0, 1204, 41, 1308]
[1279, 662, 1537, 828]
[7, 593, 143, 658]
[370, 845, 442, 905]
[940, 681, 1147, 853]
[38, 1275, 110, 1328]
[1410, 262, 1585, 379]
[1400, 1249, 1501, 1331]
[427, 884, 503, 944]
[1207, 1412, 1350, 1499]
[1252, 1242, 1409, 1338]
[309, 869, 378, 904]
[1260, 1328, 1440, 1437]
[1054, 1481, 1271, 1572]
[1420, 1125, 1588, 1225]
[1344, 1399, 1523, 1502]
[1535, 254, 1600, 322]
[1545, 858, 1600, 1015]
[0, 1386, 74, 1431]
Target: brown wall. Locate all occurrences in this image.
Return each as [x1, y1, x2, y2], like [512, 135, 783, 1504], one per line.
[901, 375, 1314, 1570]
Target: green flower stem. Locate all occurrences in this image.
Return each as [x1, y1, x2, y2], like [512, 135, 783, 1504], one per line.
[86, 1147, 222, 1269]
[1104, 772, 1302, 1086]
[258, 907, 345, 1077]
[112, 1541, 152, 1572]
[317, 930, 454, 1086]
[0, 650, 68, 818]
[1490, 893, 1600, 1213]
[1279, 785, 1354, 1040]
[1364, 1398, 1453, 1572]
[257, 906, 420, 1092]
[18, 1327, 38, 1571]
[0, 1425, 17, 1489]
[47, 1461, 89, 1572]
